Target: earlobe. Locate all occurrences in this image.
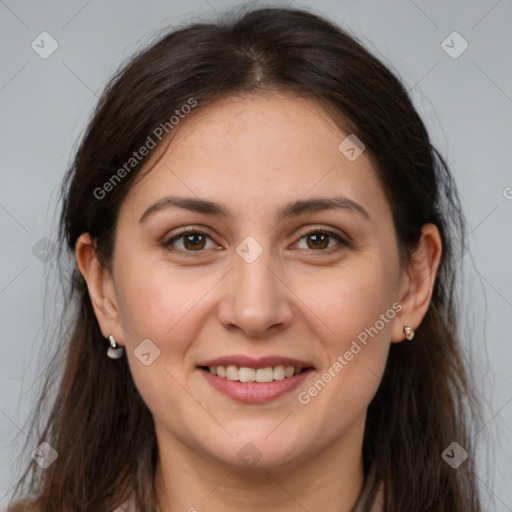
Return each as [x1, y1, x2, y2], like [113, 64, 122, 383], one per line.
[391, 223, 442, 343]
[75, 233, 123, 344]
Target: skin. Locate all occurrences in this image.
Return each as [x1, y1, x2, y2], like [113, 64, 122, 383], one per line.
[76, 92, 441, 512]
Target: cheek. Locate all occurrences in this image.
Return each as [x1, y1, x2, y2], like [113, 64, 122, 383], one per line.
[114, 260, 202, 429]
[304, 257, 398, 346]
[299, 256, 398, 399]
[113, 258, 216, 403]
[114, 255, 211, 343]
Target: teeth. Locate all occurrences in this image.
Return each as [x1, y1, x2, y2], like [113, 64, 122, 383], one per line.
[255, 367, 274, 382]
[206, 364, 305, 382]
[273, 365, 285, 380]
[226, 365, 239, 381]
[239, 367, 256, 382]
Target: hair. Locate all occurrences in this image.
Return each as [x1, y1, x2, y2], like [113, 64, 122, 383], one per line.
[8, 5, 484, 512]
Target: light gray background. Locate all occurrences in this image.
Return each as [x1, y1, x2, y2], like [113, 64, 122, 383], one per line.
[1, 0, 511, 510]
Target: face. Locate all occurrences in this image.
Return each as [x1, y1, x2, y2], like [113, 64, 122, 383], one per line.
[93, 93, 409, 470]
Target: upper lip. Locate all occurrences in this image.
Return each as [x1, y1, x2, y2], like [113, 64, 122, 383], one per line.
[199, 355, 314, 369]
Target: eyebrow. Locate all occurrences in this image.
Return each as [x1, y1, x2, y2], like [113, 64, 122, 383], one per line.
[138, 195, 370, 223]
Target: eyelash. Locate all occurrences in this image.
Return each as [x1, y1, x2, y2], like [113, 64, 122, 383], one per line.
[162, 227, 350, 257]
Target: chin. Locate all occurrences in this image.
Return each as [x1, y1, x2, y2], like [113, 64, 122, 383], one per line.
[205, 436, 307, 471]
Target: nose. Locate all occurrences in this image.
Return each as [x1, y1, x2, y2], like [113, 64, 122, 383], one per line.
[216, 242, 293, 338]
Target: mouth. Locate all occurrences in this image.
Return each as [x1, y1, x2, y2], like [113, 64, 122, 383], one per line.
[197, 355, 315, 402]
[198, 364, 312, 382]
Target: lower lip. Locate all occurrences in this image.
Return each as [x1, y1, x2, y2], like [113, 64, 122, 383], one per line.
[199, 367, 313, 403]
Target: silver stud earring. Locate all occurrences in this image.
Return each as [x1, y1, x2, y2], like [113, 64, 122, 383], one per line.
[403, 326, 415, 341]
[107, 334, 125, 359]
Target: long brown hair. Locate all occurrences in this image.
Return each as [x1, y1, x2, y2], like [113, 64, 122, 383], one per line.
[8, 5, 484, 511]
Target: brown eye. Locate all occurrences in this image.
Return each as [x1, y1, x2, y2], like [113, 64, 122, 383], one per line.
[181, 232, 207, 250]
[305, 232, 330, 250]
[295, 230, 347, 252]
[163, 229, 214, 254]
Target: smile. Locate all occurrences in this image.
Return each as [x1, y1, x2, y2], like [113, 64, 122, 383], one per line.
[197, 355, 315, 402]
[203, 364, 306, 382]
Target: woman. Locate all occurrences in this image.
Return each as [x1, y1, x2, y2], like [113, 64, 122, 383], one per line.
[8, 5, 483, 512]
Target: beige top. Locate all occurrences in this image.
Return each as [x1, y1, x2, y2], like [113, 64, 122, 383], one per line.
[350, 461, 384, 512]
[113, 462, 384, 512]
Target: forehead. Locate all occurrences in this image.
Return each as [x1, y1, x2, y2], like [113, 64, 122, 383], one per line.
[162, 92, 348, 169]
[120, 92, 390, 223]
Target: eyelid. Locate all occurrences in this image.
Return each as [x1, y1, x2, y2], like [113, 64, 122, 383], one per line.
[292, 227, 351, 252]
[294, 225, 351, 244]
[163, 227, 221, 254]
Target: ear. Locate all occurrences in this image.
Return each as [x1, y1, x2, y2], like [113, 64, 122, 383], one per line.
[75, 232, 124, 346]
[391, 223, 442, 343]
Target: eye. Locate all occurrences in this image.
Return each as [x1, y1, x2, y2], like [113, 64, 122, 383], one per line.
[293, 229, 348, 252]
[162, 227, 349, 257]
[163, 229, 218, 255]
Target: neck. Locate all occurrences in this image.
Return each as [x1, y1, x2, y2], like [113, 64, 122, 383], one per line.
[153, 414, 366, 512]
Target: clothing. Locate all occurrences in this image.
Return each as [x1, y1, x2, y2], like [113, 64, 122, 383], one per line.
[113, 499, 138, 512]
[350, 461, 384, 512]
[113, 461, 384, 512]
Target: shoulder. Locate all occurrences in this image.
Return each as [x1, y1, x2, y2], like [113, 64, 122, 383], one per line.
[351, 461, 384, 512]
[3, 499, 39, 512]
[112, 498, 139, 512]
[4, 500, 139, 512]
[5, 498, 138, 512]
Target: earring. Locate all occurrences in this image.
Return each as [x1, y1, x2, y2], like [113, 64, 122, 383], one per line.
[107, 334, 125, 359]
[403, 326, 415, 341]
